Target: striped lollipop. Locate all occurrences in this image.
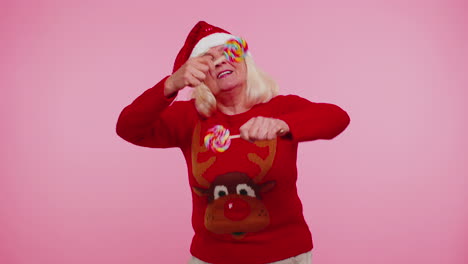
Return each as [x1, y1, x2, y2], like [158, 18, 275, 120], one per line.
[223, 37, 248, 62]
[204, 125, 240, 153]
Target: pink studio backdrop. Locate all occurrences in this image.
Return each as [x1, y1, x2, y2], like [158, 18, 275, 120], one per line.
[2, 0, 467, 263]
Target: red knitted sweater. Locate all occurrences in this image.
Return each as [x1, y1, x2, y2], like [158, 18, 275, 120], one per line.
[116, 77, 350, 264]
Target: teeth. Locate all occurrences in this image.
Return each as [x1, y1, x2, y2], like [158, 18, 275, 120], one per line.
[218, 71, 233, 78]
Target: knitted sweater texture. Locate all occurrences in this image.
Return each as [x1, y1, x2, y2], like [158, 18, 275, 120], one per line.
[116, 77, 350, 264]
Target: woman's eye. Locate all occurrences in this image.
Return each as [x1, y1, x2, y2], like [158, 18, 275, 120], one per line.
[214, 185, 228, 200]
[236, 184, 255, 198]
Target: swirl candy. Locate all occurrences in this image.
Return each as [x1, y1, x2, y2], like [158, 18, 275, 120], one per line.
[224, 37, 249, 62]
[204, 125, 232, 152]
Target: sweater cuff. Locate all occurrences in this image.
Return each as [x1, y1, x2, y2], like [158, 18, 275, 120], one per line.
[153, 76, 178, 105]
[278, 104, 350, 142]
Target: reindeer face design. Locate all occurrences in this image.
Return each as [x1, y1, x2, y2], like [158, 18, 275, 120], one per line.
[191, 122, 277, 240]
[194, 172, 276, 239]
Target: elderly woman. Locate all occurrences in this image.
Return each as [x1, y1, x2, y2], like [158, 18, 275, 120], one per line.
[116, 21, 350, 264]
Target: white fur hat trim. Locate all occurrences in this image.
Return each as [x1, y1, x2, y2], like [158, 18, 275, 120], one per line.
[190, 33, 235, 58]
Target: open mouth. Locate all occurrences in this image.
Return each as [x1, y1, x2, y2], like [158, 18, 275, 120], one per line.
[217, 70, 233, 79]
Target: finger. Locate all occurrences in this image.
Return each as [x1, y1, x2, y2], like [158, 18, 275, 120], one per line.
[197, 55, 213, 64]
[264, 119, 280, 140]
[266, 129, 277, 140]
[185, 74, 201, 87]
[246, 117, 258, 141]
[264, 118, 278, 140]
[196, 56, 213, 67]
[185, 58, 210, 75]
[248, 117, 265, 141]
[239, 119, 254, 141]
[190, 61, 210, 74]
[200, 58, 216, 77]
[257, 118, 271, 140]
[189, 68, 206, 82]
[197, 60, 215, 79]
[207, 60, 215, 73]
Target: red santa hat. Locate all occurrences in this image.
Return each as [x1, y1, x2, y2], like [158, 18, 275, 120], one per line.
[172, 21, 238, 73]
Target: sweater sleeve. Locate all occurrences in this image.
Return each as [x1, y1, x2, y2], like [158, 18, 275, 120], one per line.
[116, 76, 196, 148]
[277, 95, 350, 142]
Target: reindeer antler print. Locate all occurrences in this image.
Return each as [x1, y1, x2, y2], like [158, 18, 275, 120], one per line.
[191, 122, 214, 189]
[248, 140, 277, 183]
[191, 123, 278, 239]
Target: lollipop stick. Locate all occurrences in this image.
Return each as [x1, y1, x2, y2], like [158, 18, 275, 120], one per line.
[229, 134, 241, 139]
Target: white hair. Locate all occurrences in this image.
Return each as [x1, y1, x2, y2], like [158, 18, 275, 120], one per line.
[192, 56, 279, 118]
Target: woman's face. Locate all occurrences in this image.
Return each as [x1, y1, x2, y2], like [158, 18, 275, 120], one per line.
[201, 45, 247, 96]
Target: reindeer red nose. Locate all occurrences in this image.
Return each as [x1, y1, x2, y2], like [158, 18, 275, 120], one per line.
[224, 198, 250, 221]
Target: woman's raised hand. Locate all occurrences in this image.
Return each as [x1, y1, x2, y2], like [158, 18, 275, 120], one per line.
[164, 56, 215, 97]
[239, 117, 290, 142]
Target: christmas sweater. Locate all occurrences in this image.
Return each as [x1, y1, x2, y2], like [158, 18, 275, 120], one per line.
[116, 77, 350, 264]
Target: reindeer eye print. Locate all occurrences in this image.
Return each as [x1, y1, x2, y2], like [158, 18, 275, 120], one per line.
[214, 185, 229, 200]
[236, 184, 256, 198]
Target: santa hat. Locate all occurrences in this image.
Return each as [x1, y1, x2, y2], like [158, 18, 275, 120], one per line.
[172, 21, 238, 73]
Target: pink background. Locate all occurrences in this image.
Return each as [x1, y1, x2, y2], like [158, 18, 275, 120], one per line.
[2, 0, 467, 263]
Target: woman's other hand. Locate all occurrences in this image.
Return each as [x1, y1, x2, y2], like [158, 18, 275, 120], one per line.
[239, 117, 290, 141]
[164, 56, 215, 97]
